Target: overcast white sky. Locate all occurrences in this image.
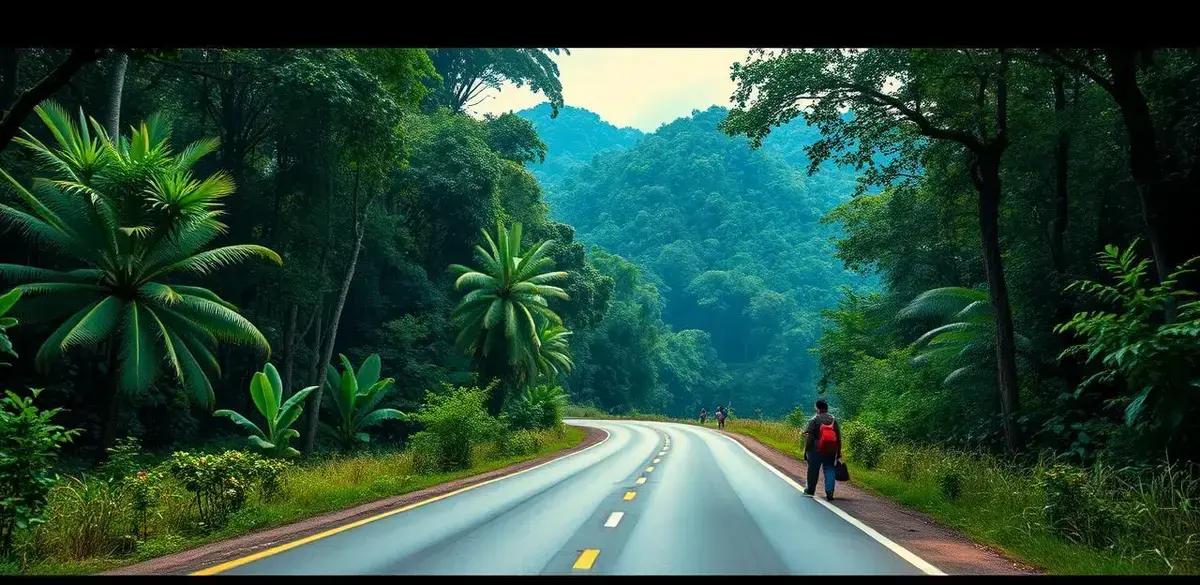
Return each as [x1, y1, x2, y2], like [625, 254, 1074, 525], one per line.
[468, 48, 753, 132]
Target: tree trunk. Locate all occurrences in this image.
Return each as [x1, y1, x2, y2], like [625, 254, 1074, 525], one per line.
[303, 170, 366, 456]
[305, 302, 325, 397]
[974, 154, 1021, 454]
[1104, 49, 1174, 295]
[1050, 73, 1070, 273]
[281, 303, 298, 396]
[104, 51, 129, 139]
[303, 227, 364, 455]
[97, 345, 120, 462]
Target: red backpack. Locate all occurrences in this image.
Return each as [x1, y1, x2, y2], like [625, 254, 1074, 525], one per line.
[816, 421, 839, 456]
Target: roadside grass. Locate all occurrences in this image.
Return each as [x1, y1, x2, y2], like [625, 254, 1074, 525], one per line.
[4, 426, 584, 576]
[719, 418, 1194, 575]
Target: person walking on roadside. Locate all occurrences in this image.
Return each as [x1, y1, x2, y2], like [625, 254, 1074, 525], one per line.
[801, 398, 842, 501]
[699, 408, 708, 425]
[716, 405, 728, 430]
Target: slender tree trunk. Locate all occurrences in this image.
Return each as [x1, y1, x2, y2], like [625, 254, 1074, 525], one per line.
[283, 303, 318, 395]
[1104, 49, 1174, 299]
[281, 303, 298, 396]
[974, 154, 1021, 454]
[306, 302, 325, 396]
[104, 51, 128, 139]
[1050, 73, 1070, 273]
[303, 170, 366, 456]
[97, 345, 120, 462]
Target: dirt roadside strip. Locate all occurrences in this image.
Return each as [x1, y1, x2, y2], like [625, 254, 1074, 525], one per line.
[103, 427, 609, 575]
[719, 429, 1041, 575]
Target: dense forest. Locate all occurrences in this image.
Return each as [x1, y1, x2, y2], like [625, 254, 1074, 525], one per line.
[1, 47, 1199, 574]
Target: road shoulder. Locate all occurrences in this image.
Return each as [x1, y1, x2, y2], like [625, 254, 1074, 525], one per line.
[720, 430, 1040, 575]
[103, 426, 607, 575]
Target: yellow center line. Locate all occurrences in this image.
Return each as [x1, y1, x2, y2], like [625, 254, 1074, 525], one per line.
[646, 466, 655, 472]
[623, 491, 637, 501]
[189, 427, 615, 575]
[574, 549, 600, 570]
[635, 477, 646, 485]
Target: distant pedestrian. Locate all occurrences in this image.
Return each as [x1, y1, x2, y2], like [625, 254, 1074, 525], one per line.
[699, 408, 708, 424]
[801, 398, 842, 501]
[716, 405, 727, 429]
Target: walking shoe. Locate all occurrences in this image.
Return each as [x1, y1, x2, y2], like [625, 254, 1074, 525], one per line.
[825, 493, 835, 501]
[803, 489, 815, 497]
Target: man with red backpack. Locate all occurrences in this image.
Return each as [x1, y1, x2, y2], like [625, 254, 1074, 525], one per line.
[801, 398, 842, 501]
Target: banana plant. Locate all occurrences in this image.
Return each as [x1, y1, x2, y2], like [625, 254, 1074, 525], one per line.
[321, 353, 408, 449]
[214, 363, 316, 458]
[0, 288, 21, 366]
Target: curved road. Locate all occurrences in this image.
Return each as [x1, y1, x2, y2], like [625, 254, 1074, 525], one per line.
[211, 420, 941, 575]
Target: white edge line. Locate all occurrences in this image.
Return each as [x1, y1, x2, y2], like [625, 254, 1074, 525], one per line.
[711, 429, 946, 576]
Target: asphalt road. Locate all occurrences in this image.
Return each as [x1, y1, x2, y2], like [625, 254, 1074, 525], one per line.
[217, 420, 941, 575]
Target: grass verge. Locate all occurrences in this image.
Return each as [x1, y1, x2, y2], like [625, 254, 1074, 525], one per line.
[720, 419, 1192, 575]
[5, 426, 585, 576]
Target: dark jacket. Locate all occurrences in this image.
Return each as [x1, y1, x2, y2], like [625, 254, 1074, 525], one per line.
[804, 412, 841, 456]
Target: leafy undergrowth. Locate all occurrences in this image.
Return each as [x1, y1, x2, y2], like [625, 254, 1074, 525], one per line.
[721, 419, 1195, 575]
[4, 426, 584, 576]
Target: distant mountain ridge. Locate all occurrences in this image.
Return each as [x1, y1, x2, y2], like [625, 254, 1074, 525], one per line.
[516, 103, 645, 192]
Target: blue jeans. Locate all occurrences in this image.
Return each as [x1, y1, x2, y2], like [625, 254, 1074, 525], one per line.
[805, 450, 836, 496]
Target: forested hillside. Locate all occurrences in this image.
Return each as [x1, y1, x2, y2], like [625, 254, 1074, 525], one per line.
[518, 103, 643, 192]
[522, 105, 867, 416]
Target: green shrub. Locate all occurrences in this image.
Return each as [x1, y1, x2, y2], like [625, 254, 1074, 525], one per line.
[164, 450, 281, 530]
[783, 405, 807, 428]
[844, 422, 886, 469]
[897, 447, 917, 481]
[122, 469, 161, 540]
[506, 385, 568, 430]
[1036, 463, 1121, 548]
[500, 430, 541, 457]
[407, 432, 443, 474]
[564, 404, 606, 418]
[251, 458, 290, 501]
[503, 396, 544, 432]
[937, 466, 963, 501]
[0, 389, 79, 555]
[100, 436, 147, 483]
[414, 384, 503, 471]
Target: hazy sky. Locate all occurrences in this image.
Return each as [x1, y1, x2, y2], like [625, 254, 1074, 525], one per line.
[468, 48, 752, 132]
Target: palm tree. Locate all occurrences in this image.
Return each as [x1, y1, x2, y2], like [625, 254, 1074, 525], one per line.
[898, 286, 1030, 447]
[529, 324, 573, 381]
[0, 102, 280, 451]
[449, 222, 570, 415]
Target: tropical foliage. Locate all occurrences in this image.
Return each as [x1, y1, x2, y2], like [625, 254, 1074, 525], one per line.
[0, 103, 279, 412]
[320, 353, 407, 449]
[449, 222, 570, 414]
[214, 363, 315, 458]
[0, 389, 79, 554]
[0, 288, 20, 365]
[1055, 241, 1200, 453]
